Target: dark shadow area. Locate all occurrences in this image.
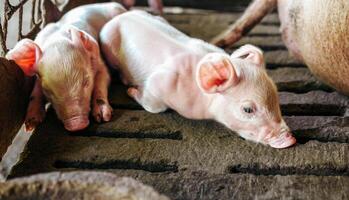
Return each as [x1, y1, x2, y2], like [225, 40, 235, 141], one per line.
[72, 130, 183, 140]
[54, 160, 179, 173]
[229, 163, 349, 176]
[281, 104, 346, 116]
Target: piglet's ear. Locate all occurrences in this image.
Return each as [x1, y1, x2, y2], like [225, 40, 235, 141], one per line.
[68, 27, 98, 54]
[196, 53, 239, 94]
[231, 44, 264, 67]
[6, 39, 42, 76]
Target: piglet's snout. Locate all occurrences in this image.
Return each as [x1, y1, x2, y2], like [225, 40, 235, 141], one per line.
[64, 116, 89, 131]
[268, 132, 296, 149]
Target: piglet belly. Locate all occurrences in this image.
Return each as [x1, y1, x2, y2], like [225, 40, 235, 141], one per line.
[281, 0, 349, 95]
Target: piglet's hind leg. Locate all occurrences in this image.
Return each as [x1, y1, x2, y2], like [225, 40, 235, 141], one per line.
[127, 85, 167, 113]
[127, 70, 170, 113]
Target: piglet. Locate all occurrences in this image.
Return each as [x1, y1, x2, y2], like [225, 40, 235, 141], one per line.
[6, 3, 126, 131]
[100, 11, 296, 148]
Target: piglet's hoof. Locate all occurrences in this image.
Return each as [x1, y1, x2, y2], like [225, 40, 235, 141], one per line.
[93, 99, 113, 123]
[127, 87, 139, 98]
[25, 117, 42, 132]
[24, 111, 45, 132]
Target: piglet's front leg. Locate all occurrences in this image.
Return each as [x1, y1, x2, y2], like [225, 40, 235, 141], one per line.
[92, 60, 113, 123]
[25, 79, 46, 132]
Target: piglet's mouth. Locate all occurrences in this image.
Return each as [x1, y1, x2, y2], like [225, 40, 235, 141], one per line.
[268, 132, 297, 149]
[64, 116, 89, 132]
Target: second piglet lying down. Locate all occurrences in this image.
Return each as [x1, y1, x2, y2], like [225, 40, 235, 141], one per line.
[100, 11, 296, 148]
[6, 3, 126, 131]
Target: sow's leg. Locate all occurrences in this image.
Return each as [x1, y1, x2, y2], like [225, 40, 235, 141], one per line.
[211, 0, 277, 48]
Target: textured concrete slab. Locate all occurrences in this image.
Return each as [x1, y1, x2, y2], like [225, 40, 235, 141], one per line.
[138, 0, 254, 11]
[9, 109, 349, 199]
[233, 36, 285, 50]
[10, 107, 349, 176]
[226, 49, 303, 67]
[99, 171, 349, 200]
[263, 50, 303, 67]
[279, 91, 349, 116]
[164, 12, 279, 41]
[8, 8, 349, 200]
[0, 171, 169, 200]
[268, 68, 332, 92]
[285, 116, 349, 143]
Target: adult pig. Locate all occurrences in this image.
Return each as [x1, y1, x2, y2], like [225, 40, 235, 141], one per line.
[6, 3, 126, 131]
[100, 11, 296, 148]
[212, 0, 349, 95]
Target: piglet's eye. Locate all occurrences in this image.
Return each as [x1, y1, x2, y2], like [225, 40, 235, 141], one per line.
[241, 101, 256, 116]
[243, 107, 254, 114]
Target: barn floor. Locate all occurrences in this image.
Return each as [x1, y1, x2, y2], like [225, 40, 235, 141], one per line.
[8, 8, 349, 199]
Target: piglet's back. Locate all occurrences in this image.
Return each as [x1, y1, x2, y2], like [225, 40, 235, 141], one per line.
[124, 11, 193, 65]
[110, 11, 210, 68]
[101, 10, 222, 85]
[59, 3, 126, 39]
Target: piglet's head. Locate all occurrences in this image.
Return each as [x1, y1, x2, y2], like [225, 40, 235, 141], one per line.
[6, 27, 98, 131]
[196, 44, 296, 148]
